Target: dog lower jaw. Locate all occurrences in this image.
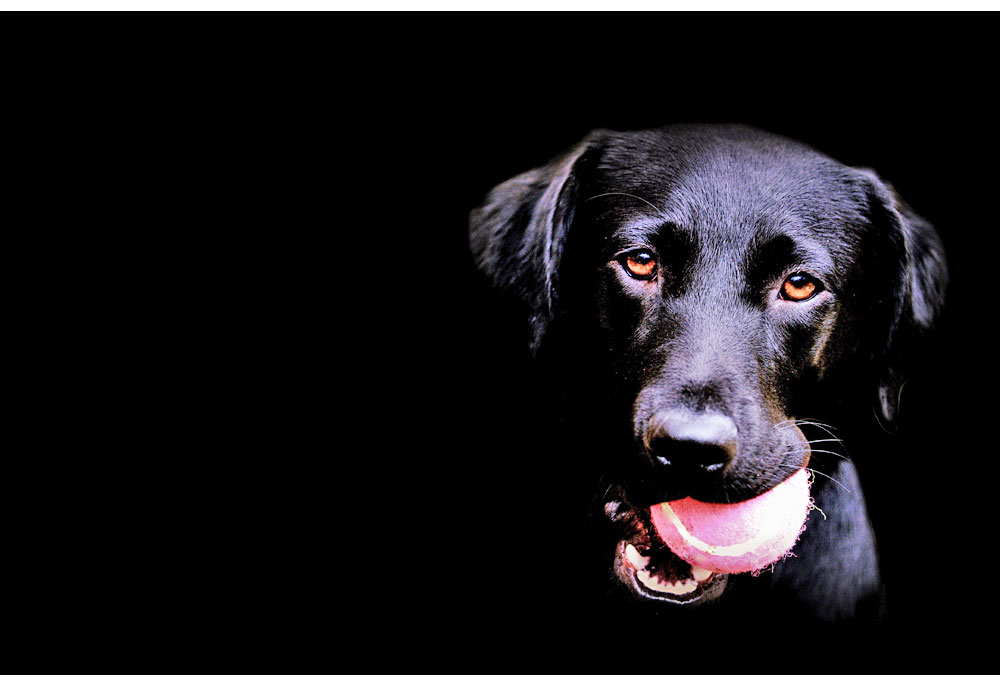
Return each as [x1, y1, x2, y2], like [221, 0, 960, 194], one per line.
[615, 540, 729, 605]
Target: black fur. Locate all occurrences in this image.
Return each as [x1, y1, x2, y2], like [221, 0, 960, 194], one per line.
[469, 124, 947, 624]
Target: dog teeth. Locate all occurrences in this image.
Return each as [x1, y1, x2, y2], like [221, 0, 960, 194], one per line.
[636, 568, 698, 595]
[625, 542, 713, 595]
[624, 543, 651, 571]
[691, 565, 713, 582]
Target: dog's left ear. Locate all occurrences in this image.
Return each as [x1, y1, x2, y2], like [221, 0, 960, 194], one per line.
[857, 169, 948, 428]
[469, 130, 606, 353]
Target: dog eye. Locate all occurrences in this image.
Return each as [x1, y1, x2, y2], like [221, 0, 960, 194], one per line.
[780, 273, 821, 301]
[620, 250, 658, 280]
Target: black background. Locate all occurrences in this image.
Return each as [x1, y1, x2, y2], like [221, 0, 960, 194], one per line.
[355, 18, 999, 673]
[367, 17, 999, 673]
[10, 14, 998, 677]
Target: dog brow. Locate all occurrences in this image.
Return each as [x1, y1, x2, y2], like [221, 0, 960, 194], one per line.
[746, 233, 832, 286]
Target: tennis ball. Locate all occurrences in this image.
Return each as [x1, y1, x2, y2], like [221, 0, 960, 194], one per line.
[649, 469, 811, 574]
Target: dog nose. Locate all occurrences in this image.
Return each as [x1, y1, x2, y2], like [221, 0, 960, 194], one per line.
[645, 409, 738, 473]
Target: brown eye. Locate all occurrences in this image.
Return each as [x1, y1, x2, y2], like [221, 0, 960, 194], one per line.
[621, 250, 657, 280]
[780, 273, 820, 301]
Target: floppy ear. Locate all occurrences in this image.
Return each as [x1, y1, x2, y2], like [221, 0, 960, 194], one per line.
[858, 169, 948, 428]
[469, 131, 604, 352]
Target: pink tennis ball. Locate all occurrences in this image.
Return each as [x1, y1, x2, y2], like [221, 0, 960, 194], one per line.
[649, 468, 812, 574]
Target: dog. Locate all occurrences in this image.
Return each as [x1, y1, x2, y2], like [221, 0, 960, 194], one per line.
[468, 125, 947, 624]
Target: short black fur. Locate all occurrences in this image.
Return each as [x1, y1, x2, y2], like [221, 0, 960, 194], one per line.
[469, 124, 947, 624]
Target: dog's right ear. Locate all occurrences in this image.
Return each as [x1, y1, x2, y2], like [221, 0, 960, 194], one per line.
[469, 131, 605, 353]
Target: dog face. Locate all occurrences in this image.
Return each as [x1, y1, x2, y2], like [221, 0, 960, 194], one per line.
[469, 125, 946, 611]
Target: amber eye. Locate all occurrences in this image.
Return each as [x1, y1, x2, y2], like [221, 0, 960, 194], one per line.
[780, 273, 821, 301]
[621, 250, 658, 280]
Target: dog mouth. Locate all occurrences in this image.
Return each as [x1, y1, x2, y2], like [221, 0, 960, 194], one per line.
[617, 540, 729, 603]
[606, 498, 728, 605]
[605, 464, 812, 604]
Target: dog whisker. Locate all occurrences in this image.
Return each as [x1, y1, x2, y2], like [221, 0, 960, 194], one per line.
[782, 447, 851, 462]
[803, 448, 851, 460]
[584, 192, 669, 220]
[776, 420, 850, 458]
[792, 421, 843, 438]
[776, 463, 852, 495]
[776, 418, 841, 433]
[792, 418, 840, 430]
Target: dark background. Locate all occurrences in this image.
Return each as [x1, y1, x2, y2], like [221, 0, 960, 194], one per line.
[9, 15, 997, 676]
[365, 17, 999, 673]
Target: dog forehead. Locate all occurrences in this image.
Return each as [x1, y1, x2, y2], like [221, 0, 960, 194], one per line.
[589, 126, 869, 252]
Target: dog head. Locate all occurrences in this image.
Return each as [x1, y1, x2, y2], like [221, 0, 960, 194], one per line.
[469, 125, 946, 607]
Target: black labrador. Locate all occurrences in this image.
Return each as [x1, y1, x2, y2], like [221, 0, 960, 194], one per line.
[468, 125, 947, 623]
